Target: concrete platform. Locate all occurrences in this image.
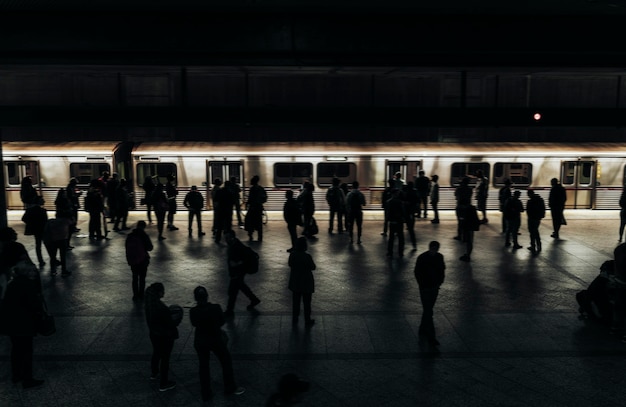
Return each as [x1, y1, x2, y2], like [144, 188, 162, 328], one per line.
[2, 210, 626, 406]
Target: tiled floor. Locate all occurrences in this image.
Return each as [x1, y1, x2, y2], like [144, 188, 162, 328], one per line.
[2, 210, 626, 406]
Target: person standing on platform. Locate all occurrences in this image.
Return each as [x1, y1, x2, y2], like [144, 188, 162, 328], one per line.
[526, 190, 546, 254]
[189, 286, 245, 401]
[414, 241, 445, 347]
[21, 197, 48, 268]
[498, 179, 512, 234]
[402, 182, 418, 250]
[475, 169, 489, 224]
[165, 174, 179, 231]
[43, 217, 72, 277]
[142, 175, 155, 224]
[20, 176, 39, 208]
[430, 175, 440, 224]
[144, 282, 178, 392]
[345, 181, 366, 244]
[245, 175, 267, 242]
[66, 177, 81, 232]
[283, 190, 301, 252]
[326, 177, 345, 234]
[113, 178, 132, 232]
[152, 183, 169, 241]
[386, 189, 405, 258]
[297, 181, 315, 238]
[183, 185, 206, 237]
[415, 170, 431, 218]
[106, 172, 120, 223]
[288, 237, 316, 326]
[224, 230, 260, 317]
[214, 180, 234, 244]
[503, 190, 524, 249]
[454, 177, 473, 241]
[459, 203, 480, 262]
[549, 178, 567, 239]
[381, 179, 394, 236]
[227, 177, 245, 228]
[84, 180, 104, 240]
[125, 221, 153, 301]
[392, 171, 405, 191]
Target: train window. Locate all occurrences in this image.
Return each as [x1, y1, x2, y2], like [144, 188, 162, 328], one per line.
[70, 163, 111, 186]
[493, 163, 532, 186]
[561, 161, 595, 186]
[274, 163, 313, 186]
[5, 161, 40, 186]
[450, 162, 490, 186]
[386, 161, 421, 184]
[561, 162, 576, 185]
[317, 163, 356, 187]
[137, 163, 177, 186]
[580, 162, 593, 185]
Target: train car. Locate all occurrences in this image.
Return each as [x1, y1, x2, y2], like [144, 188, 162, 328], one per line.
[4, 141, 626, 212]
[2, 141, 132, 210]
[129, 141, 626, 212]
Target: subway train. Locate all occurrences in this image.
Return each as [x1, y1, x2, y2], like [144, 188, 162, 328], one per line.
[3, 140, 626, 212]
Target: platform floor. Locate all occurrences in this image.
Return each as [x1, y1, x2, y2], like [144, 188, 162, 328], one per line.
[2, 210, 626, 406]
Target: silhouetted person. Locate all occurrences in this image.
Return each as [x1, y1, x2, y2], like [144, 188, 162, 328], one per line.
[430, 175, 440, 224]
[125, 221, 153, 301]
[459, 204, 480, 262]
[326, 177, 345, 234]
[227, 176, 244, 227]
[549, 178, 566, 239]
[0, 227, 32, 300]
[145, 282, 178, 392]
[498, 179, 512, 234]
[414, 241, 445, 347]
[152, 183, 168, 241]
[113, 178, 131, 231]
[106, 172, 120, 222]
[84, 180, 104, 240]
[526, 190, 546, 254]
[345, 181, 366, 244]
[402, 182, 417, 249]
[617, 190, 626, 242]
[503, 190, 524, 249]
[211, 178, 223, 237]
[381, 179, 394, 235]
[288, 237, 316, 326]
[224, 231, 260, 317]
[1, 261, 45, 389]
[386, 189, 405, 258]
[165, 174, 179, 231]
[392, 171, 405, 191]
[20, 176, 38, 208]
[21, 197, 48, 267]
[415, 170, 431, 218]
[214, 180, 234, 244]
[283, 190, 301, 252]
[189, 286, 245, 401]
[183, 185, 205, 237]
[475, 169, 489, 223]
[43, 217, 72, 277]
[245, 175, 267, 241]
[142, 175, 156, 224]
[612, 243, 626, 340]
[54, 188, 75, 248]
[454, 177, 473, 241]
[66, 177, 81, 231]
[297, 181, 315, 238]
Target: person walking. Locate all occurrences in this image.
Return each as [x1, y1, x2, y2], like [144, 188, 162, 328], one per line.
[144, 282, 179, 392]
[189, 286, 245, 401]
[430, 175, 440, 224]
[21, 197, 48, 268]
[549, 178, 566, 239]
[526, 190, 545, 253]
[245, 175, 267, 241]
[325, 177, 345, 234]
[224, 231, 260, 317]
[414, 241, 445, 347]
[125, 221, 153, 301]
[283, 190, 301, 252]
[0, 261, 46, 389]
[288, 237, 316, 326]
[345, 181, 366, 244]
[386, 189, 405, 258]
[183, 185, 206, 237]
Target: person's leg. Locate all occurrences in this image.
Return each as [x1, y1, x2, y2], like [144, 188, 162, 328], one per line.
[356, 212, 363, 242]
[292, 291, 302, 323]
[131, 268, 140, 299]
[226, 278, 240, 312]
[158, 338, 174, 388]
[188, 210, 194, 235]
[303, 292, 313, 323]
[195, 343, 213, 400]
[34, 235, 44, 266]
[213, 342, 237, 393]
[386, 224, 395, 256]
[149, 334, 161, 378]
[329, 209, 335, 233]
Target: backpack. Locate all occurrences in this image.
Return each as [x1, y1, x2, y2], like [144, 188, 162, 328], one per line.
[244, 246, 260, 274]
[348, 191, 361, 211]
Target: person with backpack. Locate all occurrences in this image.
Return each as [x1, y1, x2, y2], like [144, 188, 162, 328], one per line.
[345, 181, 366, 244]
[224, 230, 260, 317]
[326, 177, 346, 235]
[125, 221, 153, 301]
[183, 185, 206, 238]
[288, 237, 316, 326]
[526, 189, 546, 254]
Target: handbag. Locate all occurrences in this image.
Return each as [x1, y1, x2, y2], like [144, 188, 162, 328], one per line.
[37, 299, 56, 337]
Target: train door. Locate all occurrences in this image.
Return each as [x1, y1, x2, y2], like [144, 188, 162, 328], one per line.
[208, 161, 244, 207]
[561, 160, 596, 209]
[4, 160, 40, 209]
[385, 160, 421, 185]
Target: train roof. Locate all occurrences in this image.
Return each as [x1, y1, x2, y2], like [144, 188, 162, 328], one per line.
[2, 141, 119, 156]
[131, 141, 626, 157]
